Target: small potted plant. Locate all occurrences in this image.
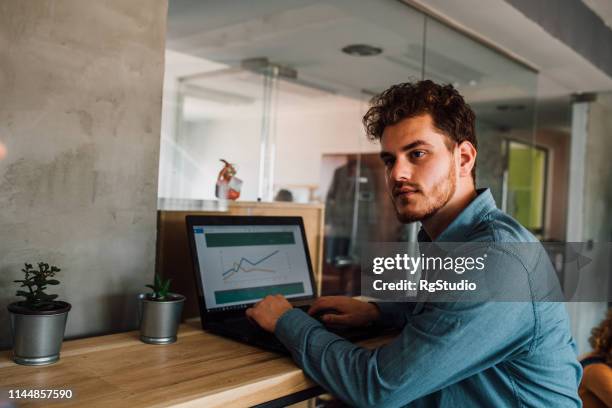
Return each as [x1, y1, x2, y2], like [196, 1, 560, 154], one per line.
[139, 274, 185, 344]
[7, 262, 71, 365]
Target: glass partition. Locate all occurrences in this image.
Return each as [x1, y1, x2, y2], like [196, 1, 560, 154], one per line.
[161, 0, 547, 295]
[506, 141, 547, 236]
[168, 68, 265, 202]
[423, 17, 539, 210]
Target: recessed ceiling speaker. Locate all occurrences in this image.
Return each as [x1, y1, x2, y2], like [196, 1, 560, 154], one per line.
[341, 44, 383, 56]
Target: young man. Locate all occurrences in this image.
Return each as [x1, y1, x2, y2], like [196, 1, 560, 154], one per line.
[246, 80, 582, 407]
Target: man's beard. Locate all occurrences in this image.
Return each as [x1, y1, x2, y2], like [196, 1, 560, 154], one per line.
[392, 163, 457, 223]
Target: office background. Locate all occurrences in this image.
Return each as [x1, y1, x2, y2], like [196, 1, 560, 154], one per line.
[0, 0, 610, 355]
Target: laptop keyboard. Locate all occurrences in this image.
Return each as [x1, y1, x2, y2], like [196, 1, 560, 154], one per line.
[207, 307, 385, 354]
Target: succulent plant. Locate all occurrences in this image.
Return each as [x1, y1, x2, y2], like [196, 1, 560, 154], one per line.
[146, 274, 172, 300]
[14, 262, 62, 310]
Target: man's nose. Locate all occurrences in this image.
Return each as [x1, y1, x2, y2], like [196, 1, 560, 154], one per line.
[389, 157, 412, 182]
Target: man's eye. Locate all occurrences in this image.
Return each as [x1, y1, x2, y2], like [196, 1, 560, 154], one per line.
[410, 151, 426, 159]
[382, 159, 394, 168]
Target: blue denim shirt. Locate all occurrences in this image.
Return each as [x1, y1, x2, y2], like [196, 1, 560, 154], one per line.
[275, 189, 582, 407]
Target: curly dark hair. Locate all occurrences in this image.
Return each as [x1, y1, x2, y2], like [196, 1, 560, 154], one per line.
[589, 308, 612, 365]
[363, 80, 477, 179]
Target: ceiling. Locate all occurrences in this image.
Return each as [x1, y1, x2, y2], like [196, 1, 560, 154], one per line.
[583, 0, 612, 29]
[166, 0, 587, 132]
[406, 0, 612, 97]
[167, 0, 538, 100]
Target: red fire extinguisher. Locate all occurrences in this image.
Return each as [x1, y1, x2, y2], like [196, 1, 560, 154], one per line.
[215, 159, 242, 200]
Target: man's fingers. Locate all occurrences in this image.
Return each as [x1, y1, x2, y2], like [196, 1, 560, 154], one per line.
[308, 297, 335, 315]
[245, 308, 258, 325]
[309, 296, 349, 315]
[322, 313, 351, 325]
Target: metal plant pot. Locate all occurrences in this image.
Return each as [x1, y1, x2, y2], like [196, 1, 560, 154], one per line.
[7, 301, 71, 366]
[139, 293, 185, 344]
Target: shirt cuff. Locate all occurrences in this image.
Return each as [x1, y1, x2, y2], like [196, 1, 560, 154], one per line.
[372, 301, 404, 328]
[274, 308, 322, 352]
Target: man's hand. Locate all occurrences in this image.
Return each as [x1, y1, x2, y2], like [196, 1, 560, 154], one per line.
[245, 294, 293, 333]
[308, 296, 381, 327]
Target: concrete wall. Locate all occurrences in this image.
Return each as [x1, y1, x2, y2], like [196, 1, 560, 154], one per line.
[474, 122, 506, 206]
[584, 93, 612, 244]
[0, 0, 167, 348]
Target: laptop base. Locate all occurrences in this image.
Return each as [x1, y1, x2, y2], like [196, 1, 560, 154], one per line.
[204, 310, 387, 355]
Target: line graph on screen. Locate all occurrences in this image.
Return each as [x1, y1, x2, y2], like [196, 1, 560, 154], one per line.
[222, 250, 280, 281]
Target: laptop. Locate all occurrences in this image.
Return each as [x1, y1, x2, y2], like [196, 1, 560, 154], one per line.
[186, 215, 382, 353]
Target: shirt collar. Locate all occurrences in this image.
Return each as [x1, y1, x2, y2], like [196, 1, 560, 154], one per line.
[418, 188, 497, 242]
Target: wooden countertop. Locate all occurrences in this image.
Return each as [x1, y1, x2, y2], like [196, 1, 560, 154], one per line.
[0, 319, 395, 407]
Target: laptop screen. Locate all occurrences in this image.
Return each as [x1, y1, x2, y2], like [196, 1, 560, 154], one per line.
[190, 221, 315, 312]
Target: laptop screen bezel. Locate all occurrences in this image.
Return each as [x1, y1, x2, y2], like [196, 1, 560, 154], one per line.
[186, 215, 318, 318]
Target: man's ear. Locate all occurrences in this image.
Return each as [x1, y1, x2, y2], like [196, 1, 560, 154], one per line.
[457, 141, 477, 178]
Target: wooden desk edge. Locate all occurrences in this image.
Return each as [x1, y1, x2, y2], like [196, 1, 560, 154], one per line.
[0, 320, 396, 407]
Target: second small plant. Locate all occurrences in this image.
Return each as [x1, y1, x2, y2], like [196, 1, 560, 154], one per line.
[146, 274, 172, 300]
[139, 274, 185, 344]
